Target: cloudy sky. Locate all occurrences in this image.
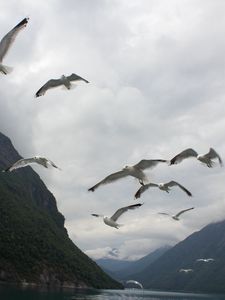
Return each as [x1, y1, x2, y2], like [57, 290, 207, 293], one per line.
[1, 0, 225, 261]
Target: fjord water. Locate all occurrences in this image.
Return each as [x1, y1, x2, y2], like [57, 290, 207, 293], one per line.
[1, 286, 225, 300]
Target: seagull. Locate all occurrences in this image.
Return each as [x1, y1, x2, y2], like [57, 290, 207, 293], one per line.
[88, 159, 167, 192]
[135, 180, 192, 199]
[35, 73, 89, 97]
[126, 280, 143, 289]
[2, 156, 61, 172]
[91, 203, 143, 229]
[158, 207, 194, 221]
[179, 269, 193, 273]
[0, 18, 29, 74]
[170, 148, 223, 168]
[196, 258, 215, 262]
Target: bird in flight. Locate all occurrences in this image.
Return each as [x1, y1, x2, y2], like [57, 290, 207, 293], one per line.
[158, 207, 194, 221]
[88, 159, 167, 192]
[179, 269, 193, 273]
[134, 180, 192, 199]
[0, 17, 29, 74]
[91, 203, 143, 229]
[35, 73, 89, 97]
[196, 258, 215, 263]
[2, 156, 61, 172]
[170, 148, 222, 168]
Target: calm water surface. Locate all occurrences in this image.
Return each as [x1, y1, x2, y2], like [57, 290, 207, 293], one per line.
[1, 285, 225, 300]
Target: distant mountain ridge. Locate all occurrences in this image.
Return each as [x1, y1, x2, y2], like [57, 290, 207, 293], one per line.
[0, 131, 122, 289]
[132, 219, 225, 293]
[96, 246, 171, 280]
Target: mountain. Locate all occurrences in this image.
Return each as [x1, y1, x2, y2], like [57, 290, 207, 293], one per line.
[133, 220, 225, 293]
[0, 132, 122, 289]
[96, 258, 132, 273]
[96, 246, 171, 280]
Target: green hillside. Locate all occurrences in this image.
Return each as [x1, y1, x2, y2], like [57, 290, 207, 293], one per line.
[0, 132, 122, 289]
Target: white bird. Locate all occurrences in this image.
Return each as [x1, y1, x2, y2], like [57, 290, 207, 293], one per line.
[179, 269, 193, 273]
[88, 159, 167, 192]
[2, 156, 61, 172]
[196, 258, 215, 263]
[135, 180, 192, 199]
[35, 73, 89, 97]
[126, 280, 143, 289]
[170, 148, 223, 168]
[91, 203, 143, 229]
[0, 18, 29, 74]
[158, 207, 194, 221]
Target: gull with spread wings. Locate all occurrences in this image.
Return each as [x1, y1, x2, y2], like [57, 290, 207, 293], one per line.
[2, 156, 61, 172]
[35, 73, 89, 97]
[135, 180, 192, 199]
[170, 148, 223, 168]
[91, 203, 143, 229]
[158, 207, 194, 221]
[88, 159, 167, 192]
[0, 18, 29, 74]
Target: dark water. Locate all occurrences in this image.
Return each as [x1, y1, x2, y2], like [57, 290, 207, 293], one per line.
[1, 285, 225, 300]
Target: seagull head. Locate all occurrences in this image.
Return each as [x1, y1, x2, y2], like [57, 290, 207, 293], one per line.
[122, 166, 131, 171]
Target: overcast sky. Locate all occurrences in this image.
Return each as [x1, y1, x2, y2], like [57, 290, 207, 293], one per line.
[1, 0, 225, 261]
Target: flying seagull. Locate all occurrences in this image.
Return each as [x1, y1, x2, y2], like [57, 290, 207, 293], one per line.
[170, 148, 223, 168]
[35, 73, 89, 97]
[158, 207, 194, 221]
[2, 156, 61, 172]
[179, 269, 193, 273]
[0, 18, 29, 74]
[135, 180, 192, 199]
[196, 258, 215, 263]
[88, 159, 167, 192]
[91, 203, 143, 229]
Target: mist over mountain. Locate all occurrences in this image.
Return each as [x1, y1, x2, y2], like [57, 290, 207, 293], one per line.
[0, 132, 121, 289]
[96, 246, 171, 280]
[133, 219, 225, 293]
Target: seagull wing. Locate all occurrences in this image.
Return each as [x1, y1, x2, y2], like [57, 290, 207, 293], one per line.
[111, 203, 143, 221]
[134, 183, 159, 199]
[3, 157, 35, 171]
[134, 159, 167, 170]
[46, 159, 60, 169]
[165, 181, 192, 196]
[88, 170, 129, 192]
[0, 18, 29, 62]
[35, 79, 63, 97]
[67, 73, 89, 83]
[175, 207, 194, 218]
[170, 148, 198, 165]
[204, 148, 223, 166]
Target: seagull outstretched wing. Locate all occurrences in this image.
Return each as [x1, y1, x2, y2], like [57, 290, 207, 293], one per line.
[134, 159, 167, 170]
[164, 181, 192, 196]
[67, 73, 89, 83]
[3, 158, 36, 172]
[0, 18, 29, 63]
[111, 203, 143, 221]
[88, 170, 130, 192]
[135, 183, 159, 199]
[170, 148, 198, 165]
[174, 207, 194, 218]
[35, 79, 63, 97]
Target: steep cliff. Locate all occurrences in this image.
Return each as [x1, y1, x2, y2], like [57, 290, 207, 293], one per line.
[0, 132, 122, 289]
